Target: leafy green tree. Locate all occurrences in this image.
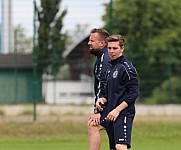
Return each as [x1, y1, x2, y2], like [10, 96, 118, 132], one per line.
[14, 24, 32, 54]
[36, 0, 67, 74]
[103, 0, 181, 102]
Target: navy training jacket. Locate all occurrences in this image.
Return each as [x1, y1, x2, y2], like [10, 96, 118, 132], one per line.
[93, 47, 111, 113]
[106, 55, 139, 115]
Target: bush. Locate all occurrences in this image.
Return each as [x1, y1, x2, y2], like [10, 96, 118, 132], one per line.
[145, 76, 181, 104]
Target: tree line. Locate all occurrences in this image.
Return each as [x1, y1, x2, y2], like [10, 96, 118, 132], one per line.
[103, 0, 181, 103]
[14, 0, 180, 104]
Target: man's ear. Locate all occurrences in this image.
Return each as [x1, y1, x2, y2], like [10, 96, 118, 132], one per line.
[100, 41, 105, 47]
[121, 46, 125, 52]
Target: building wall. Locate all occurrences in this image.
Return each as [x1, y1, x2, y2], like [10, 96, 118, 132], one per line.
[0, 69, 42, 103]
[44, 80, 94, 104]
[66, 37, 94, 80]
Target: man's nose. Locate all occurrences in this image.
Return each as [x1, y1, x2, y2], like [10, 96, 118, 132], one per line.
[110, 48, 114, 52]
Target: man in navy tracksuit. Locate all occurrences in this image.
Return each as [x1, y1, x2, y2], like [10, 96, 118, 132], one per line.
[87, 28, 114, 150]
[96, 34, 139, 150]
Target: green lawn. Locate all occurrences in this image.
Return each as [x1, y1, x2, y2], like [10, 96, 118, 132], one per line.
[0, 120, 180, 150]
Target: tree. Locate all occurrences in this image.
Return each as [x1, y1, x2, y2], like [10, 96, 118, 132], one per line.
[102, 0, 181, 102]
[36, 0, 67, 74]
[14, 24, 32, 54]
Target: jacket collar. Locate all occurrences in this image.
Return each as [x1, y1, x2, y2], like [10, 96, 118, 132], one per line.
[97, 46, 107, 57]
[110, 55, 125, 65]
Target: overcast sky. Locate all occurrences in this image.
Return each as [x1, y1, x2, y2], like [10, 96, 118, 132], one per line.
[0, 0, 110, 37]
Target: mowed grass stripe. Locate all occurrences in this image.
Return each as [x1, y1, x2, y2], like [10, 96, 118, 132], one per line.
[0, 120, 180, 150]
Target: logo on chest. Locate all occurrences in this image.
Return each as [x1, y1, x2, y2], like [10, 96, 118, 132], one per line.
[113, 70, 118, 78]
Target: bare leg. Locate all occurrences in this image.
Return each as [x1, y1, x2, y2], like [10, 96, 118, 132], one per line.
[115, 144, 127, 150]
[87, 118, 104, 150]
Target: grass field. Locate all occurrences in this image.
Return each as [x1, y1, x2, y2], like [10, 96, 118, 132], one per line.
[0, 116, 181, 150]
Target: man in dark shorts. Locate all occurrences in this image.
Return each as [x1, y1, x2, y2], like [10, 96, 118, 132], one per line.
[87, 28, 115, 150]
[96, 34, 139, 150]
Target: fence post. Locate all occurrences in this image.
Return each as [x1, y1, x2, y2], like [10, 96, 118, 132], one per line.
[109, 0, 113, 35]
[33, 0, 37, 121]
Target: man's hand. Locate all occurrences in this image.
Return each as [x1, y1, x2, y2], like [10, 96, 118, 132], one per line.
[88, 113, 101, 126]
[106, 108, 120, 122]
[96, 98, 107, 111]
[107, 101, 128, 122]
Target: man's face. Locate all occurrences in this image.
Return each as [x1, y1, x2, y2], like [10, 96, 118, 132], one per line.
[108, 41, 124, 60]
[88, 33, 101, 55]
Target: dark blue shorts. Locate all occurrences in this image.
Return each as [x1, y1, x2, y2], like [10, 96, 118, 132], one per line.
[101, 113, 135, 149]
[99, 107, 116, 149]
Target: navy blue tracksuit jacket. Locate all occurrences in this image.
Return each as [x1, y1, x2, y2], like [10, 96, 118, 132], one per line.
[93, 47, 111, 113]
[105, 55, 139, 115]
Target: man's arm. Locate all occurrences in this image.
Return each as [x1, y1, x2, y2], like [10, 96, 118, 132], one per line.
[121, 63, 139, 106]
[106, 101, 128, 122]
[94, 54, 110, 113]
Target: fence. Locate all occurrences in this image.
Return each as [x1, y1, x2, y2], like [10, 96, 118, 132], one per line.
[0, 0, 180, 122]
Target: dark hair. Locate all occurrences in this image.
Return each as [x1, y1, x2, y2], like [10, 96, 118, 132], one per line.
[90, 28, 110, 41]
[106, 34, 125, 46]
